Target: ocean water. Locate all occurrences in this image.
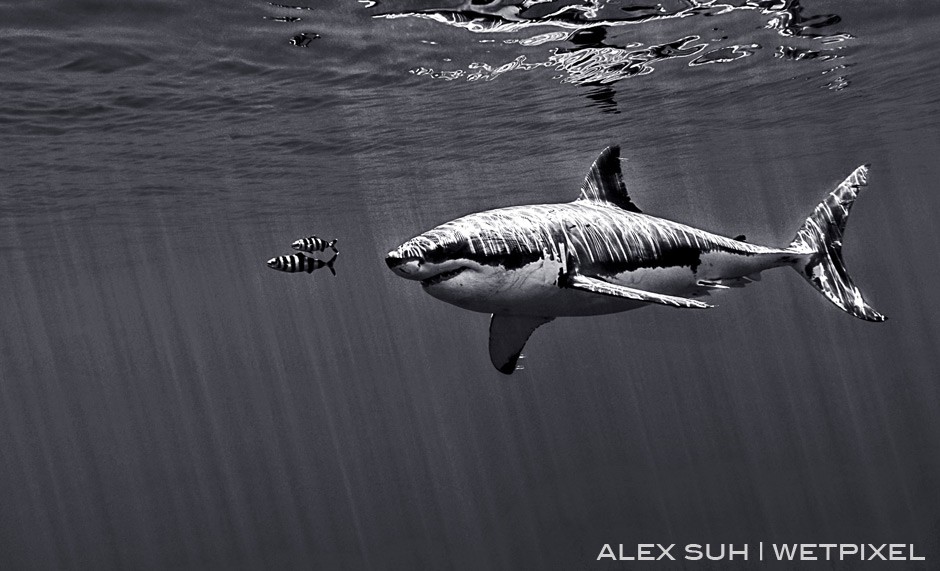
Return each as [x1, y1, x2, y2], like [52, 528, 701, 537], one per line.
[1, 0, 939, 568]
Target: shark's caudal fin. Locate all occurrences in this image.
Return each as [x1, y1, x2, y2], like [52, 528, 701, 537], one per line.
[489, 314, 554, 374]
[787, 165, 885, 322]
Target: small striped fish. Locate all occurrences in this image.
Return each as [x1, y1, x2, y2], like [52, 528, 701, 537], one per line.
[267, 252, 337, 275]
[292, 235, 338, 254]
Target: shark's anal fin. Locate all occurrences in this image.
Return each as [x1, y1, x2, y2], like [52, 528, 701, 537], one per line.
[489, 314, 554, 375]
[566, 274, 713, 309]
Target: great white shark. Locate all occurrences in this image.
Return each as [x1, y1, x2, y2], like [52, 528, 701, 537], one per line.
[385, 146, 885, 374]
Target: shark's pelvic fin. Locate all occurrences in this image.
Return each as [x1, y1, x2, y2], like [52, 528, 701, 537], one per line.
[566, 274, 714, 309]
[576, 145, 643, 213]
[489, 314, 554, 375]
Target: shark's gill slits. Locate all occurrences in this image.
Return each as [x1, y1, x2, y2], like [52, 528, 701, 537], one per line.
[371, 0, 855, 93]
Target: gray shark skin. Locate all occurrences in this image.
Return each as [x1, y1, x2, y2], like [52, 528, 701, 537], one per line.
[386, 145, 885, 374]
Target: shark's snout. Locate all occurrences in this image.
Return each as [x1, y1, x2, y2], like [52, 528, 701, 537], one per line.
[266, 257, 278, 268]
[290, 240, 303, 250]
[385, 250, 425, 279]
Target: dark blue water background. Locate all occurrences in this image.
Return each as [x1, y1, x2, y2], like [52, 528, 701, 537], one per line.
[1, 1, 939, 568]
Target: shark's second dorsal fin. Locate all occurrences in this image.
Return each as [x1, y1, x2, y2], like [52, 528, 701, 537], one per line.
[576, 145, 642, 213]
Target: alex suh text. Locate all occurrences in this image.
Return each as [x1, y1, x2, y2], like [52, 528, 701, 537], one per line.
[597, 543, 926, 562]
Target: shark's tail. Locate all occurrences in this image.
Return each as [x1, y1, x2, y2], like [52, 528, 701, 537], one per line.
[329, 238, 338, 253]
[327, 252, 337, 276]
[787, 164, 885, 322]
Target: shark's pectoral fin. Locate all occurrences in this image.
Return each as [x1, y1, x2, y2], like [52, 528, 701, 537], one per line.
[566, 274, 714, 309]
[489, 314, 554, 375]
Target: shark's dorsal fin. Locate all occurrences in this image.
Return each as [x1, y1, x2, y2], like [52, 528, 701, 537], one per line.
[489, 314, 554, 374]
[577, 145, 642, 213]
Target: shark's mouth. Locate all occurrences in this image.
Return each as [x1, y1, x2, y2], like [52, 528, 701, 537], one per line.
[421, 267, 467, 287]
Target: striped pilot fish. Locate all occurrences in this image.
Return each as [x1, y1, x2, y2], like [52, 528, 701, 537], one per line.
[292, 235, 338, 254]
[267, 252, 337, 275]
[385, 145, 886, 374]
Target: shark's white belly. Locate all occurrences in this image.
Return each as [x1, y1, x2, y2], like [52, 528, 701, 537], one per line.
[423, 249, 781, 316]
